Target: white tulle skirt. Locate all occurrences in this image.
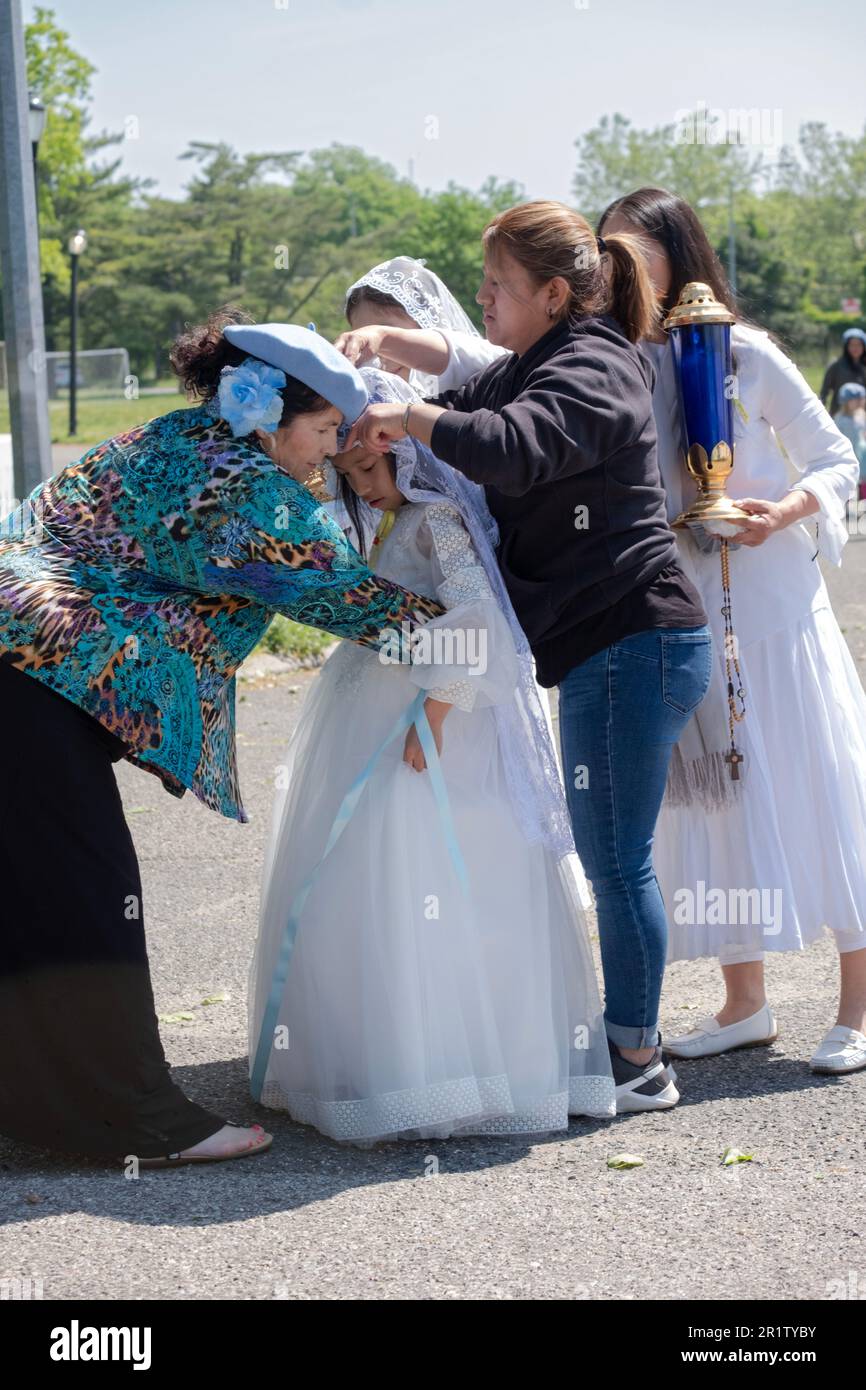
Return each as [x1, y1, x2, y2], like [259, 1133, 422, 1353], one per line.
[249, 640, 615, 1145]
[654, 603, 866, 962]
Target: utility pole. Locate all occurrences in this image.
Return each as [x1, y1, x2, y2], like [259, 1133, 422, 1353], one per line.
[0, 0, 52, 501]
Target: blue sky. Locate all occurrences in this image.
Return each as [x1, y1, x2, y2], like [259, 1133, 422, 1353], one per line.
[28, 0, 861, 203]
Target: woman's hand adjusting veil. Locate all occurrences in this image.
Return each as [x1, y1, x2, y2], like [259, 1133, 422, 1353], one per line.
[335, 325, 452, 378]
[346, 400, 445, 454]
[345, 402, 405, 453]
[334, 325, 387, 368]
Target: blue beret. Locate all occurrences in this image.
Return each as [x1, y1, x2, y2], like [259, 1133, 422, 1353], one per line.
[223, 323, 368, 424]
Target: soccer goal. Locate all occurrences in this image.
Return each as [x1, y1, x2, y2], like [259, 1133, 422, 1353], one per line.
[0, 345, 131, 399]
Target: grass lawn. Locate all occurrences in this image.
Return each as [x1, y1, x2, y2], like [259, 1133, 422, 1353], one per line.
[0, 388, 183, 447]
[802, 364, 825, 396]
[258, 615, 333, 662]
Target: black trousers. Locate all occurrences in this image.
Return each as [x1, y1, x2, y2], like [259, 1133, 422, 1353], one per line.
[0, 660, 224, 1159]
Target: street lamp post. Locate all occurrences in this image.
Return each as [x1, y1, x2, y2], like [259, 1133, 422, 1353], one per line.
[68, 229, 87, 438]
[28, 91, 45, 198]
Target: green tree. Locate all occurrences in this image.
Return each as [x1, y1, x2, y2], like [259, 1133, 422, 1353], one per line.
[22, 6, 139, 349]
[717, 209, 816, 354]
[571, 112, 759, 227]
[400, 178, 525, 330]
[571, 112, 866, 361]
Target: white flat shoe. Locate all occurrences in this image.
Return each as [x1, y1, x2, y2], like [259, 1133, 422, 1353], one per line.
[664, 1003, 778, 1059]
[810, 1026, 866, 1074]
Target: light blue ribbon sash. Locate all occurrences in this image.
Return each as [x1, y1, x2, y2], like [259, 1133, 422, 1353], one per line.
[250, 690, 470, 1102]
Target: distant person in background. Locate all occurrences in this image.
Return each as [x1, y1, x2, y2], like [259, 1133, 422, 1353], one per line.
[834, 382, 866, 503]
[821, 327, 866, 416]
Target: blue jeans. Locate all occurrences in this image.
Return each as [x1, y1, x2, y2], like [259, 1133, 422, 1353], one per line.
[558, 625, 713, 1049]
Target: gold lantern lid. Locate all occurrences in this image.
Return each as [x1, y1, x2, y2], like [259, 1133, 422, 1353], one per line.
[663, 281, 735, 330]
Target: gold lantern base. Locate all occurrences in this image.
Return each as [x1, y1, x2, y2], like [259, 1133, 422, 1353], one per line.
[670, 439, 750, 531]
[672, 495, 751, 530]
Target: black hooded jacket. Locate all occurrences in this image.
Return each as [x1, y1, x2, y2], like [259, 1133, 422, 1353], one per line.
[429, 313, 706, 685]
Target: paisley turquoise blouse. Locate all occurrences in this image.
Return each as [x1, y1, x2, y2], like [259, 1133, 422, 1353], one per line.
[0, 405, 443, 821]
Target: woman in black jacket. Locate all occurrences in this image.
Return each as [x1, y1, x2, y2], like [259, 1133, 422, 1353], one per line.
[343, 200, 713, 1113]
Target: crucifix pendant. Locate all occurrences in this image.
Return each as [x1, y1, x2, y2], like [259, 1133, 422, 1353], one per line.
[725, 746, 744, 781]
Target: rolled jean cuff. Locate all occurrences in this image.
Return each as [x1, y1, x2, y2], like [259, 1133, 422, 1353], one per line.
[605, 1016, 660, 1050]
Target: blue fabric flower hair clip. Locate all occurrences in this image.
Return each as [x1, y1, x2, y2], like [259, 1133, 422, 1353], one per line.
[217, 358, 287, 437]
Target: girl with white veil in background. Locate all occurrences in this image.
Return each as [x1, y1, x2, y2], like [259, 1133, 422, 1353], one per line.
[248, 367, 615, 1144]
[327, 256, 505, 551]
[341, 254, 506, 399]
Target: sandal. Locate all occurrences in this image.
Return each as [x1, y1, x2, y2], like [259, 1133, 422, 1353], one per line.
[138, 1123, 273, 1169]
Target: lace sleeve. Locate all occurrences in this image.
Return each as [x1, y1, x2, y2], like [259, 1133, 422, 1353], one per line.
[414, 502, 517, 712]
[425, 502, 496, 607]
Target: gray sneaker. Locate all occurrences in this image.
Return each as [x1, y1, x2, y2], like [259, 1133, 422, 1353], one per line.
[608, 1037, 680, 1113]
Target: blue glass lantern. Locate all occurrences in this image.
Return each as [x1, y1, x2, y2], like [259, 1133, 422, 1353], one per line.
[663, 282, 749, 531]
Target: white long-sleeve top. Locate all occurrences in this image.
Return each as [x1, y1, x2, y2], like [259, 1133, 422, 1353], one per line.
[646, 325, 860, 647]
[407, 329, 508, 398]
[371, 499, 518, 712]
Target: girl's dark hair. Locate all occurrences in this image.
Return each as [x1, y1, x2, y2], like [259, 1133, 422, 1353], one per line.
[345, 284, 404, 324]
[170, 305, 330, 426]
[482, 199, 657, 344]
[597, 187, 753, 326]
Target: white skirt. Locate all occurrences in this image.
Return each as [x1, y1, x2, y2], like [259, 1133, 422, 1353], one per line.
[654, 603, 866, 962]
[249, 640, 614, 1145]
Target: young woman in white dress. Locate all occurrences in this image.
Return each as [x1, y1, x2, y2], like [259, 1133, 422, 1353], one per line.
[247, 368, 615, 1144]
[600, 188, 866, 1074]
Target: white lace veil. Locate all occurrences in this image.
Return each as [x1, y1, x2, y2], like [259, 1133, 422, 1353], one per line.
[325, 367, 575, 859]
[346, 256, 480, 335]
[345, 256, 480, 398]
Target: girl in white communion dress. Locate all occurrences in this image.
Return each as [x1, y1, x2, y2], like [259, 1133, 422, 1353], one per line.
[248, 370, 614, 1144]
